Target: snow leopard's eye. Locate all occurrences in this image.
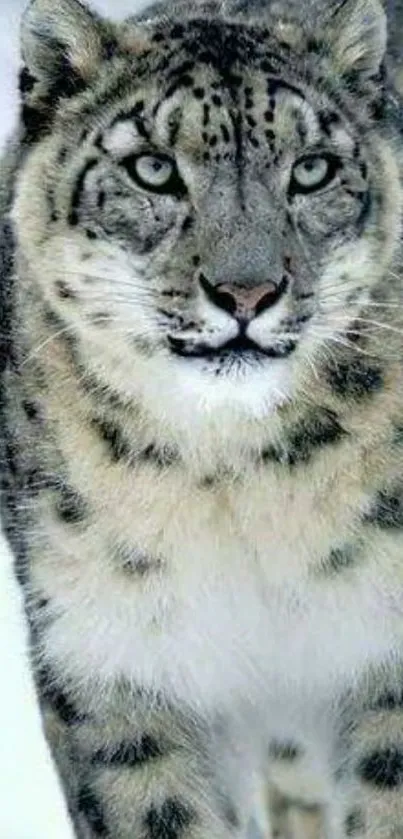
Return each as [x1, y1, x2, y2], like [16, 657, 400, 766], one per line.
[290, 154, 340, 194]
[121, 153, 186, 196]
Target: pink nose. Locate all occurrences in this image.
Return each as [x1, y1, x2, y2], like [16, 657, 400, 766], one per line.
[217, 282, 278, 319]
[199, 273, 286, 321]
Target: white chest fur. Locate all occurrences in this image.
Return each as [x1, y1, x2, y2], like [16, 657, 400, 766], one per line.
[37, 463, 403, 731]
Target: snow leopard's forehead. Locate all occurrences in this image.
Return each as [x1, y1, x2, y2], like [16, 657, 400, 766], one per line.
[96, 22, 356, 169]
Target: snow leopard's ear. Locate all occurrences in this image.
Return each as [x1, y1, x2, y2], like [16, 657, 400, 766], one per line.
[20, 0, 108, 87]
[324, 0, 387, 79]
[19, 0, 118, 140]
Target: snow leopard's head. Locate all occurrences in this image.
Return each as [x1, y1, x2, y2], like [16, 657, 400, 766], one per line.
[13, 0, 401, 431]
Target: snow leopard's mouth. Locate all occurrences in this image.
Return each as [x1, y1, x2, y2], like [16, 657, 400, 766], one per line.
[168, 332, 297, 360]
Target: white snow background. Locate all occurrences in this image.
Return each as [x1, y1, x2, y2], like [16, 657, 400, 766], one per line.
[0, 2, 151, 836]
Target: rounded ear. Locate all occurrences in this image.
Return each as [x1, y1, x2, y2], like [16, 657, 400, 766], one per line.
[20, 0, 105, 89]
[324, 0, 387, 79]
[19, 0, 117, 142]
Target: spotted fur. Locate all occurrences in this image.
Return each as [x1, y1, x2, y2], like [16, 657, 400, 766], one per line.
[2, 0, 403, 837]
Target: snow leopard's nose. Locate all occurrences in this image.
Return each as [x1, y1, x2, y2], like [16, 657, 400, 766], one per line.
[199, 273, 287, 321]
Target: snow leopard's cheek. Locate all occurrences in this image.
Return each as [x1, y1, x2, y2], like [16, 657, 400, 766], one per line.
[64, 161, 190, 259]
[291, 146, 402, 326]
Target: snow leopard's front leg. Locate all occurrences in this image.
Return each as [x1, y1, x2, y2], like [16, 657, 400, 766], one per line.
[38, 670, 249, 839]
[324, 686, 403, 839]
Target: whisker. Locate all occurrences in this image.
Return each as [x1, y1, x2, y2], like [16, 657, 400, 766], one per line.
[324, 334, 372, 357]
[307, 326, 373, 356]
[330, 316, 403, 337]
[305, 355, 321, 382]
[21, 325, 77, 367]
[362, 302, 403, 310]
[385, 269, 402, 283]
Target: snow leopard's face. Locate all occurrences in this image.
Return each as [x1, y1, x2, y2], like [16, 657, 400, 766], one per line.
[14, 0, 401, 421]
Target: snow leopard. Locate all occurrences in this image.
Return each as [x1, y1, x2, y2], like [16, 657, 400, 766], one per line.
[1, 0, 403, 836]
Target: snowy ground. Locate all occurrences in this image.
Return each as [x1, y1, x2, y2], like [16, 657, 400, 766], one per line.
[0, 3, 150, 836]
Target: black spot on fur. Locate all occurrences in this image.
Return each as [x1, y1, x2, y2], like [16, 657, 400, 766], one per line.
[91, 417, 132, 463]
[89, 311, 111, 327]
[165, 73, 194, 100]
[170, 24, 184, 38]
[78, 371, 130, 409]
[37, 597, 50, 610]
[181, 215, 194, 233]
[19, 67, 36, 95]
[78, 784, 109, 836]
[38, 669, 87, 725]
[364, 487, 403, 529]
[326, 359, 383, 399]
[321, 546, 356, 575]
[358, 747, 403, 788]
[318, 110, 340, 135]
[91, 734, 163, 767]
[345, 809, 365, 835]
[269, 740, 301, 761]
[85, 229, 98, 240]
[21, 57, 86, 143]
[102, 39, 118, 61]
[22, 400, 41, 421]
[263, 408, 346, 466]
[287, 409, 346, 464]
[21, 105, 49, 144]
[141, 444, 178, 468]
[55, 485, 88, 524]
[55, 280, 76, 300]
[144, 799, 194, 839]
[306, 37, 322, 53]
[393, 425, 403, 446]
[199, 474, 217, 489]
[97, 190, 106, 209]
[202, 104, 210, 126]
[369, 689, 403, 711]
[115, 542, 158, 575]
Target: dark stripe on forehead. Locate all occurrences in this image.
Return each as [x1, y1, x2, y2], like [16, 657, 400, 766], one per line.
[69, 159, 99, 227]
[153, 18, 290, 87]
[318, 110, 341, 135]
[266, 77, 306, 101]
[109, 99, 145, 130]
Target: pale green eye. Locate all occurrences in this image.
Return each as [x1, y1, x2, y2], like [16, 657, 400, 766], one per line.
[291, 154, 338, 194]
[135, 155, 174, 187]
[121, 152, 186, 196]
